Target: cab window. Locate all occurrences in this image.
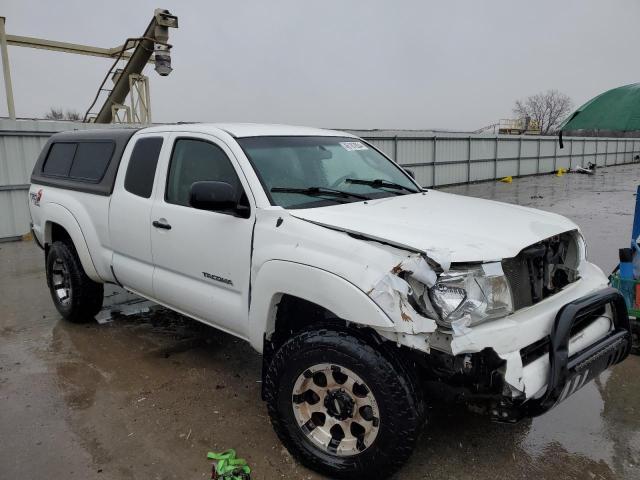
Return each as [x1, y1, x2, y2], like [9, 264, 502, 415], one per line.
[166, 138, 243, 207]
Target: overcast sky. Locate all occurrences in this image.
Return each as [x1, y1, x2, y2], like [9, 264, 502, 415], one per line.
[2, 0, 639, 131]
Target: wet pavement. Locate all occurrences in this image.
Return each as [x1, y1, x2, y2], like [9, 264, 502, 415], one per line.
[1, 163, 640, 479]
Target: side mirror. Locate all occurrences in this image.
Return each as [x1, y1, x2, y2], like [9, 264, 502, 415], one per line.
[189, 181, 238, 214]
[404, 168, 415, 179]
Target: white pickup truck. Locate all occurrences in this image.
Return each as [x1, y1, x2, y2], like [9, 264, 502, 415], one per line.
[29, 123, 631, 479]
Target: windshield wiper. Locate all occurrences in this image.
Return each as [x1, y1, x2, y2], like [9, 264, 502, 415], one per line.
[271, 186, 371, 201]
[345, 178, 418, 194]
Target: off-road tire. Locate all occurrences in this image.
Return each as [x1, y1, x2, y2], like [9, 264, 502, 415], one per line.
[46, 241, 103, 322]
[264, 328, 425, 479]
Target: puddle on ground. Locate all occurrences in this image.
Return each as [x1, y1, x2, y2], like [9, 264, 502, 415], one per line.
[47, 302, 640, 480]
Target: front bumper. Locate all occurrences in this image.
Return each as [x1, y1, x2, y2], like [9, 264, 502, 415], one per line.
[522, 287, 631, 417]
[429, 261, 628, 396]
[403, 258, 631, 422]
[479, 287, 632, 422]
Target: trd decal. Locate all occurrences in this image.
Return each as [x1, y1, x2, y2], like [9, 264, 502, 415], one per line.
[30, 189, 43, 206]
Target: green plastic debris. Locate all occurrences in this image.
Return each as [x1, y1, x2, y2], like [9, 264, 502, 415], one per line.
[207, 449, 251, 480]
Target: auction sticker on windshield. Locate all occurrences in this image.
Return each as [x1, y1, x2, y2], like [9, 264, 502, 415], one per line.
[340, 141, 368, 151]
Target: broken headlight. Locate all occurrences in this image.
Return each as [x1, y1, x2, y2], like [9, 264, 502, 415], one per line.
[428, 263, 513, 328]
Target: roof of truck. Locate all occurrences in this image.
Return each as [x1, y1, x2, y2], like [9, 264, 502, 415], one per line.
[140, 123, 356, 138]
[31, 124, 358, 197]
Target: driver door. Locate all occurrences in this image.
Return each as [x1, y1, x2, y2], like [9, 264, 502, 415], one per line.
[150, 133, 254, 337]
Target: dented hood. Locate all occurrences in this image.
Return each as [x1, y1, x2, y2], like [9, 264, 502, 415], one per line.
[289, 190, 578, 263]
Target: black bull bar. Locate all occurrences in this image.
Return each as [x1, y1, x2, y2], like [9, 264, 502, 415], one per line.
[523, 287, 632, 417]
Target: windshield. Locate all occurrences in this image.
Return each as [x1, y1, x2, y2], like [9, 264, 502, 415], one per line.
[237, 136, 420, 209]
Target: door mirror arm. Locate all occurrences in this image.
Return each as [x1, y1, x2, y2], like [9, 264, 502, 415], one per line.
[234, 203, 251, 219]
[189, 181, 250, 218]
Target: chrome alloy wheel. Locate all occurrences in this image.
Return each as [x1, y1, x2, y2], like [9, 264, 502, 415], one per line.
[51, 258, 72, 306]
[291, 363, 380, 456]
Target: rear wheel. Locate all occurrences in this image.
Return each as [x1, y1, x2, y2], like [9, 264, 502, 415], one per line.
[264, 328, 425, 479]
[46, 241, 103, 322]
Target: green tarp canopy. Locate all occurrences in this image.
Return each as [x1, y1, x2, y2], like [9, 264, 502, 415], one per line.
[560, 82, 640, 137]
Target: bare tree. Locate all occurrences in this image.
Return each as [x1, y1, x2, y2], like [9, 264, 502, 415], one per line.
[44, 107, 82, 121]
[513, 90, 573, 135]
[65, 110, 81, 121]
[44, 107, 64, 120]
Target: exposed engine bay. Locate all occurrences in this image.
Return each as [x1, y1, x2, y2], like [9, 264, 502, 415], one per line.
[502, 231, 581, 310]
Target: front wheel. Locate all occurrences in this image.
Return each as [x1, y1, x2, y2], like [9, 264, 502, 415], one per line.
[264, 328, 425, 479]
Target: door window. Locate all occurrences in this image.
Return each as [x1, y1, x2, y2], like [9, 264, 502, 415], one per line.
[124, 137, 164, 198]
[166, 138, 242, 207]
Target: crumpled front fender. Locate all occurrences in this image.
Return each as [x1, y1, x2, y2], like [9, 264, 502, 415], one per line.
[248, 259, 394, 352]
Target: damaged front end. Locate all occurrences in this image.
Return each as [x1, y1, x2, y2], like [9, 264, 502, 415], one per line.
[364, 231, 631, 422]
[367, 253, 443, 337]
[503, 231, 581, 309]
[368, 231, 583, 335]
[366, 247, 517, 347]
[412, 346, 522, 422]
[366, 251, 527, 421]
[433, 287, 631, 423]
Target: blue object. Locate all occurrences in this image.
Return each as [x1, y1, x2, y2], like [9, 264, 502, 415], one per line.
[632, 185, 640, 247]
[630, 186, 640, 279]
[620, 263, 634, 279]
[620, 248, 634, 279]
[611, 185, 640, 310]
[619, 248, 635, 307]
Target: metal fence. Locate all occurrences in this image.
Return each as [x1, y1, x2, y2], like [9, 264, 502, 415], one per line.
[351, 131, 640, 188]
[0, 119, 108, 240]
[2, 121, 640, 240]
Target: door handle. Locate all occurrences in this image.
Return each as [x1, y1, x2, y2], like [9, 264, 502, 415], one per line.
[152, 219, 172, 230]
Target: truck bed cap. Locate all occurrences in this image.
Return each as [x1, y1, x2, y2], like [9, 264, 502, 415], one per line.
[31, 128, 141, 196]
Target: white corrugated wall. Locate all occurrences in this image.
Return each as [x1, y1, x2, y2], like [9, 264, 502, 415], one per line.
[2, 121, 640, 239]
[0, 119, 108, 240]
[350, 130, 640, 189]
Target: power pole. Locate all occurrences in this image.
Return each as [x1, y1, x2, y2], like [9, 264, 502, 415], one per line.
[0, 17, 16, 120]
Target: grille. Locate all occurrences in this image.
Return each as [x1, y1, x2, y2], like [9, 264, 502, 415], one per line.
[502, 233, 579, 311]
[502, 255, 533, 310]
